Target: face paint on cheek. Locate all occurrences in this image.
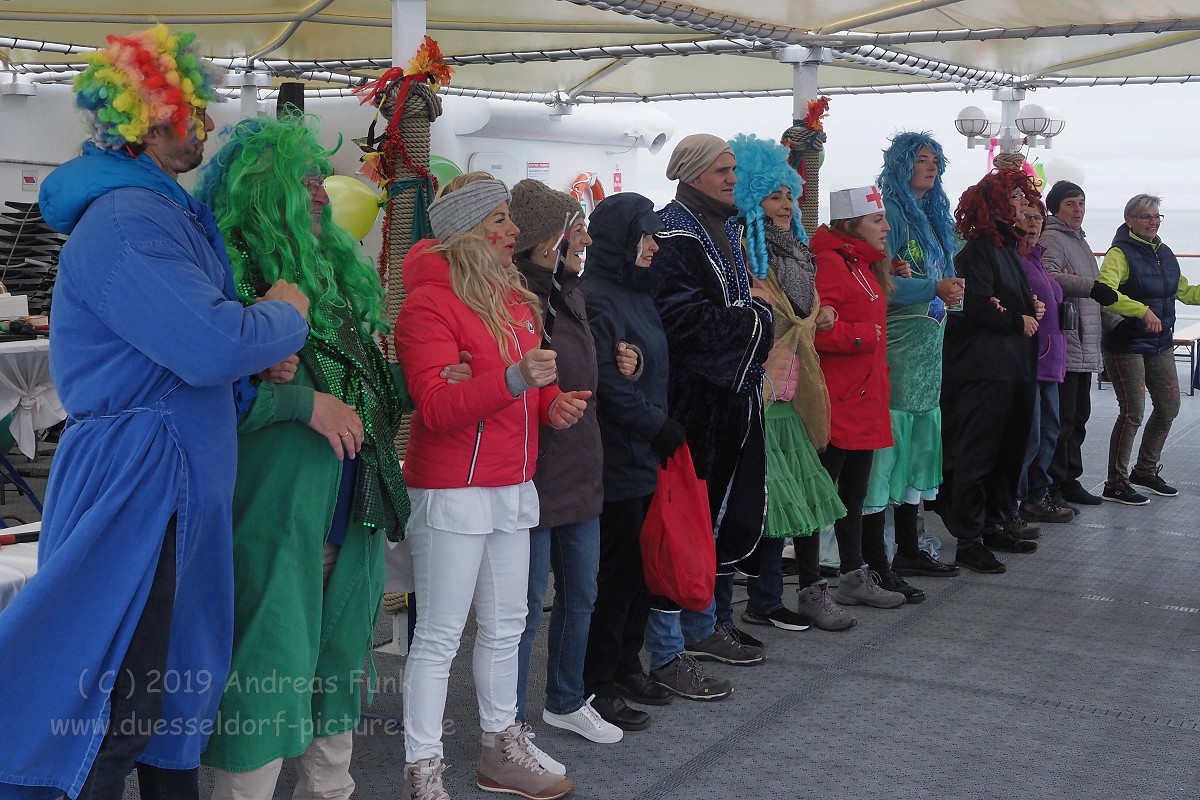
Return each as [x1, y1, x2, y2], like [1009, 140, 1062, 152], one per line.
[488, 232, 503, 245]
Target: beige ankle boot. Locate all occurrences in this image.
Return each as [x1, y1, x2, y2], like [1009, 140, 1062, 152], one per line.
[403, 756, 450, 800]
[476, 723, 573, 799]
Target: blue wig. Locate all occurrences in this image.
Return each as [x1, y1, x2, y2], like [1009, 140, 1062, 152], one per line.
[876, 132, 958, 277]
[729, 133, 806, 279]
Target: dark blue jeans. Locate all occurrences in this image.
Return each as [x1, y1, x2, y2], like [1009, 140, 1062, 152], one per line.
[1018, 380, 1061, 503]
[516, 517, 600, 718]
[746, 537, 785, 615]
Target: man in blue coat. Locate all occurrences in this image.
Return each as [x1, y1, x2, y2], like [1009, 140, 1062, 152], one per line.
[0, 26, 310, 800]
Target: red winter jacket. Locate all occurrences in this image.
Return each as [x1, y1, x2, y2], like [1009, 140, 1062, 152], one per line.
[395, 239, 562, 489]
[810, 225, 893, 451]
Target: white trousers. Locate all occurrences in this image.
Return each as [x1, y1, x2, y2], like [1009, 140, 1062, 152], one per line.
[209, 731, 355, 800]
[402, 522, 530, 761]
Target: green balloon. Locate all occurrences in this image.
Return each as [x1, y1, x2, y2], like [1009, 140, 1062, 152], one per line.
[429, 155, 464, 191]
[818, 148, 825, 168]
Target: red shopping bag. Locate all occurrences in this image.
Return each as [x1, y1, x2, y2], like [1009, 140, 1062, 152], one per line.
[640, 444, 716, 611]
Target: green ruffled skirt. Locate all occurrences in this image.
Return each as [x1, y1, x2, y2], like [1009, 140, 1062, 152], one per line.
[863, 406, 943, 513]
[765, 402, 846, 538]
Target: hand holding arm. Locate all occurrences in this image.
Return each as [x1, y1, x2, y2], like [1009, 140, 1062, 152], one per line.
[440, 350, 473, 384]
[259, 354, 299, 384]
[547, 390, 592, 429]
[309, 392, 363, 460]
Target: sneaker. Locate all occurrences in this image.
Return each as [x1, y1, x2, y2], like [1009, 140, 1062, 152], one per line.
[589, 694, 651, 731]
[741, 606, 810, 631]
[1004, 516, 1041, 540]
[526, 739, 566, 776]
[1048, 490, 1080, 515]
[542, 696, 623, 743]
[877, 569, 926, 604]
[1019, 496, 1074, 523]
[796, 580, 856, 630]
[718, 620, 765, 649]
[1060, 483, 1103, 505]
[613, 671, 673, 706]
[982, 529, 1038, 554]
[891, 550, 960, 578]
[684, 626, 765, 665]
[649, 653, 733, 701]
[1103, 480, 1150, 505]
[1129, 465, 1178, 497]
[954, 541, 1006, 574]
[834, 566, 906, 609]
[477, 723, 573, 799]
[404, 757, 450, 800]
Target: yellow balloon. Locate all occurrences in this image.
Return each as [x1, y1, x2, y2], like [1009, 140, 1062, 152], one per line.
[324, 175, 381, 240]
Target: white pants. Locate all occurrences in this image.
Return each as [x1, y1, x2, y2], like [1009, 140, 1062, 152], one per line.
[402, 521, 531, 762]
[209, 731, 355, 800]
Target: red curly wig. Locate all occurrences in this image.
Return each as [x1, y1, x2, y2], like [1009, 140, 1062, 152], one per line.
[954, 169, 1040, 247]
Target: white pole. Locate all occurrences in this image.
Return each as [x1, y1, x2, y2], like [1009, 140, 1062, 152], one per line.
[392, 0, 428, 65]
[778, 46, 829, 119]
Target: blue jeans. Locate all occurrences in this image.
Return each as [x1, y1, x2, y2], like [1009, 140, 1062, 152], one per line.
[645, 607, 685, 671]
[516, 518, 600, 718]
[1017, 380, 1061, 504]
[746, 537, 784, 615]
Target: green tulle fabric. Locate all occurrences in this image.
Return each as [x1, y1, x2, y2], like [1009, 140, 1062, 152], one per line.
[764, 403, 846, 538]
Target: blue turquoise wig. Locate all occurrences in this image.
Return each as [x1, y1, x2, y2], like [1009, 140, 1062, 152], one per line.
[876, 132, 958, 274]
[729, 133, 806, 279]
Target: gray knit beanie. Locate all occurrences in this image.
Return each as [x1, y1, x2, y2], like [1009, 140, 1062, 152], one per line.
[428, 178, 511, 244]
[509, 179, 584, 254]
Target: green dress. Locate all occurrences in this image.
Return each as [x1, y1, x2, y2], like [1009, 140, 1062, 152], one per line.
[201, 362, 387, 770]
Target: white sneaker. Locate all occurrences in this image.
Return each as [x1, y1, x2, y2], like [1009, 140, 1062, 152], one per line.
[524, 735, 567, 776]
[541, 695, 624, 743]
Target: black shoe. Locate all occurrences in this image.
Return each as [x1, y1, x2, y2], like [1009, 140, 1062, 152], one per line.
[1048, 490, 1080, 515]
[891, 550, 960, 578]
[684, 624, 765, 665]
[613, 672, 673, 706]
[1019, 496, 1074, 523]
[982, 529, 1038, 553]
[1060, 483, 1103, 505]
[877, 570, 926, 603]
[740, 606, 811, 631]
[1004, 516, 1041, 540]
[590, 694, 651, 731]
[719, 620, 765, 649]
[954, 541, 1006, 574]
[1102, 480, 1149, 505]
[1129, 465, 1178, 497]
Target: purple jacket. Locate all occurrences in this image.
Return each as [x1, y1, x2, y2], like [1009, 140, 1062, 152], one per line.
[1022, 243, 1066, 383]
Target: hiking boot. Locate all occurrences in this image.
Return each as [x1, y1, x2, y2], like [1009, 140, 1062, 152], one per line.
[834, 566, 906, 609]
[740, 605, 810, 631]
[649, 653, 733, 701]
[1019, 496, 1074, 523]
[796, 579, 856, 631]
[1004, 516, 1041, 540]
[1103, 480, 1149, 505]
[954, 541, 1006, 574]
[1048, 490, 1080, 515]
[684, 625, 765, 665]
[1060, 483, 1103, 505]
[1129, 465, 1178, 497]
[403, 757, 450, 800]
[477, 723, 573, 799]
[542, 696, 623, 743]
[877, 569, 926, 604]
[982, 529, 1038, 554]
[891, 550, 960, 578]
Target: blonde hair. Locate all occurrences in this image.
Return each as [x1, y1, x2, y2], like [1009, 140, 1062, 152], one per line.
[831, 217, 895, 298]
[433, 171, 541, 363]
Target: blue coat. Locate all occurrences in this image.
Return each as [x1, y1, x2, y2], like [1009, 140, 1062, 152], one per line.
[0, 144, 309, 799]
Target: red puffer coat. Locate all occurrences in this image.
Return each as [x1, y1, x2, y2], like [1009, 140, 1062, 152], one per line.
[395, 239, 561, 489]
[810, 225, 893, 451]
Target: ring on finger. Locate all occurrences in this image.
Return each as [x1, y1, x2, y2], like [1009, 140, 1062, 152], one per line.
[339, 431, 352, 437]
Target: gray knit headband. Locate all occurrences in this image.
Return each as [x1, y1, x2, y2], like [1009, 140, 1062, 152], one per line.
[428, 179, 511, 244]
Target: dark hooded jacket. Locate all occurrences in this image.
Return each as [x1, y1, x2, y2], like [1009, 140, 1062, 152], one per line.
[581, 193, 669, 502]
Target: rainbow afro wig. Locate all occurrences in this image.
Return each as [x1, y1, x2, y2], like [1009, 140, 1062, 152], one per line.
[729, 133, 806, 279]
[74, 25, 222, 150]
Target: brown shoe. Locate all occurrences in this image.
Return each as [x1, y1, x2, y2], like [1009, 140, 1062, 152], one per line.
[476, 723, 574, 799]
[403, 757, 451, 800]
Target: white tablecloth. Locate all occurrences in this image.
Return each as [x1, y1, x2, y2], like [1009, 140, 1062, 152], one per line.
[0, 521, 41, 613]
[0, 339, 64, 458]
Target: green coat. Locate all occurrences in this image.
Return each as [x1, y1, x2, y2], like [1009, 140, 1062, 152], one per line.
[201, 362, 385, 770]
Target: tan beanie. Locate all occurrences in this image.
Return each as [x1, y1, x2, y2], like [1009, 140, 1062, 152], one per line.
[509, 179, 584, 255]
[666, 133, 734, 184]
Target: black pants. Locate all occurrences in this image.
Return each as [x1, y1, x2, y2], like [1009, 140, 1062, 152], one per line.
[941, 379, 1035, 543]
[77, 515, 198, 800]
[817, 445, 875, 574]
[1049, 370, 1092, 492]
[583, 494, 654, 696]
[793, 532, 822, 589]
[860, 502, 921, 573]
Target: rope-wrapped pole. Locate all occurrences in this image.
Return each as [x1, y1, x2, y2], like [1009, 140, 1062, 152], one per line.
[782, 97, 829, 237]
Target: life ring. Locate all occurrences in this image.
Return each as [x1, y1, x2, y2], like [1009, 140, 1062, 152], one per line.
[570, 172, 606, 214]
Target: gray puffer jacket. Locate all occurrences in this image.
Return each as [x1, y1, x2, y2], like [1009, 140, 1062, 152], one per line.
[1040, 215, 1105, 372]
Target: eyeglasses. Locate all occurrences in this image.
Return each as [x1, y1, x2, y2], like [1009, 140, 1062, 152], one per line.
[1134, 214, 1164, 222]
[303, 175, 326, 191]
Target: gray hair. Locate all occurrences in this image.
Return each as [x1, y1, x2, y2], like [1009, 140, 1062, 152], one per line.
[1124, 194, 1162, 219]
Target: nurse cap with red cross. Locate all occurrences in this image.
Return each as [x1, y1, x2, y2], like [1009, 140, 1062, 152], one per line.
[829, 185, 885, 221]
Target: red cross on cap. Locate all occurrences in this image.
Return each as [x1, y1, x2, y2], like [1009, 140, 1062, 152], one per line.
[865, 186, 883, 209]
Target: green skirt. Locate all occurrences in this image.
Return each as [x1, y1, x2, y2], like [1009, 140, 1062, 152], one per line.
[863, 406, 943, 513]
[765, 402, 846, 538]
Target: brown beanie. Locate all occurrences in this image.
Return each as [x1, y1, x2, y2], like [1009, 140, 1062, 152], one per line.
[509, 179, 584, 255]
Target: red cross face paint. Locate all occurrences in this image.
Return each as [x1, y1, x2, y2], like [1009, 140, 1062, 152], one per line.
[483, 202, 520, 265]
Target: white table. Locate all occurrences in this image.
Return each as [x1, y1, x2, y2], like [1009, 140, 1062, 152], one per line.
[0, 338, 64, 458]
[0, 520, 40, 613]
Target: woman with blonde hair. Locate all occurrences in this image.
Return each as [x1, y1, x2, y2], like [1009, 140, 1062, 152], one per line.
[394, 172, 590, 800]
